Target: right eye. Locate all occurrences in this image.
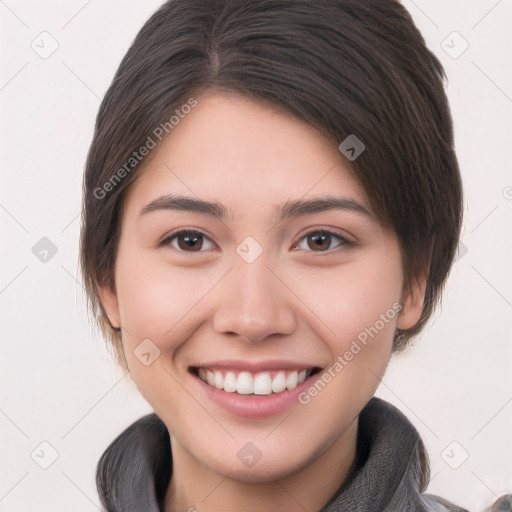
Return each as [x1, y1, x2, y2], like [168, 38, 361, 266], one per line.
[160, 229, 216, 253]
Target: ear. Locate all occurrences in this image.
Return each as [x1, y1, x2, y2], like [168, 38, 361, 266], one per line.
[96, 279, 121, 330]
[396, 275, 428, 330]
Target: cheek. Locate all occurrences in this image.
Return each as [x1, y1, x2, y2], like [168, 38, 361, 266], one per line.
[290, 253, 403, 355]
[114, 251, 225, 365]
[289, 257, 402, 425]
[113, 255, 209, 406]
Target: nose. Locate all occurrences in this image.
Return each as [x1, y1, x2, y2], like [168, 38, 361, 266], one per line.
[212, 253, 297, 344]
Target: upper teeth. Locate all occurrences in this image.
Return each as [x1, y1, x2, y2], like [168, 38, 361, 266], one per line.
[197, 368, 311, 395]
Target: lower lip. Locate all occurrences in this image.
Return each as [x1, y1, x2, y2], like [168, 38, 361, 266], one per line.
[192, 372, 317, 419]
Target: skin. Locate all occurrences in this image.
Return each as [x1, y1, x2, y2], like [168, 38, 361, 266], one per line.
[98, 92, 426, 512]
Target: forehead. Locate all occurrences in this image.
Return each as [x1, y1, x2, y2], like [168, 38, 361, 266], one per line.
[123, 92, 371, 220]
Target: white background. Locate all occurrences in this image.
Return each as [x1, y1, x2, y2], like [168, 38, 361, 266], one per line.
[1, 1, 511, 510]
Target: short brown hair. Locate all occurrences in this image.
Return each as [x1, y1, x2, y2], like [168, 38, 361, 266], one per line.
[80, 0, 463, 371]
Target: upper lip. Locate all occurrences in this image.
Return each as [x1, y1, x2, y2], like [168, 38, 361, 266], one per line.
[189, 360, 321, 373]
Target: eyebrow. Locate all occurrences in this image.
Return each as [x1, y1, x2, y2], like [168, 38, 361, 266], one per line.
[140, 193, 372, 220]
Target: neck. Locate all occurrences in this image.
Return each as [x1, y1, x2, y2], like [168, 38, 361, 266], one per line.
[164, 418, 359, 512]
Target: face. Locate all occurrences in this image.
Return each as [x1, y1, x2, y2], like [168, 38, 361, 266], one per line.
[99, 92, 425, 483]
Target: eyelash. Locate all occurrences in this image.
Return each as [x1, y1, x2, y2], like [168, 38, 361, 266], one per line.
[159, 228, 356, 255]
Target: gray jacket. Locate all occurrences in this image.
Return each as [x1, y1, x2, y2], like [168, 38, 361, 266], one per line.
[319, 397, 466, 511]
[96, 397, 510, 511]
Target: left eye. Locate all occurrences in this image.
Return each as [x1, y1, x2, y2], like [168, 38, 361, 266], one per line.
[294, 230, 352, 252]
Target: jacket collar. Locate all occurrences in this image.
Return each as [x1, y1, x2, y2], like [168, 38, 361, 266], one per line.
[99, 397, 466, 511]
[320, 396, 436, 511]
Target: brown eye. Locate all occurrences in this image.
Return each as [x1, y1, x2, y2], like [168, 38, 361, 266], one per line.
[161, 230, 215, 253]
[177, 231, 203, 251]
[295, 230, 353, 253]
[307, 232, 331, 251]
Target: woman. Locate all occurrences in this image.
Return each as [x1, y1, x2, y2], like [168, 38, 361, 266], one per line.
[79, 1, 509, 511]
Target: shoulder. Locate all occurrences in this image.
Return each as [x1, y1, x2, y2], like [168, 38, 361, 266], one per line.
[423, 493, 470, 511]
[363, 398, 510, 512]
[425, 493, 512, 512]
[96, 413, 171, 512]
[480, 494, 512, 511]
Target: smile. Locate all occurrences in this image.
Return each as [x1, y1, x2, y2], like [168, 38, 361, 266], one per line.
[191, 367, 319, 395]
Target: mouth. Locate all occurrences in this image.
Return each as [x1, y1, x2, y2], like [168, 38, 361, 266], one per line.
[189, 366, 322, 396]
